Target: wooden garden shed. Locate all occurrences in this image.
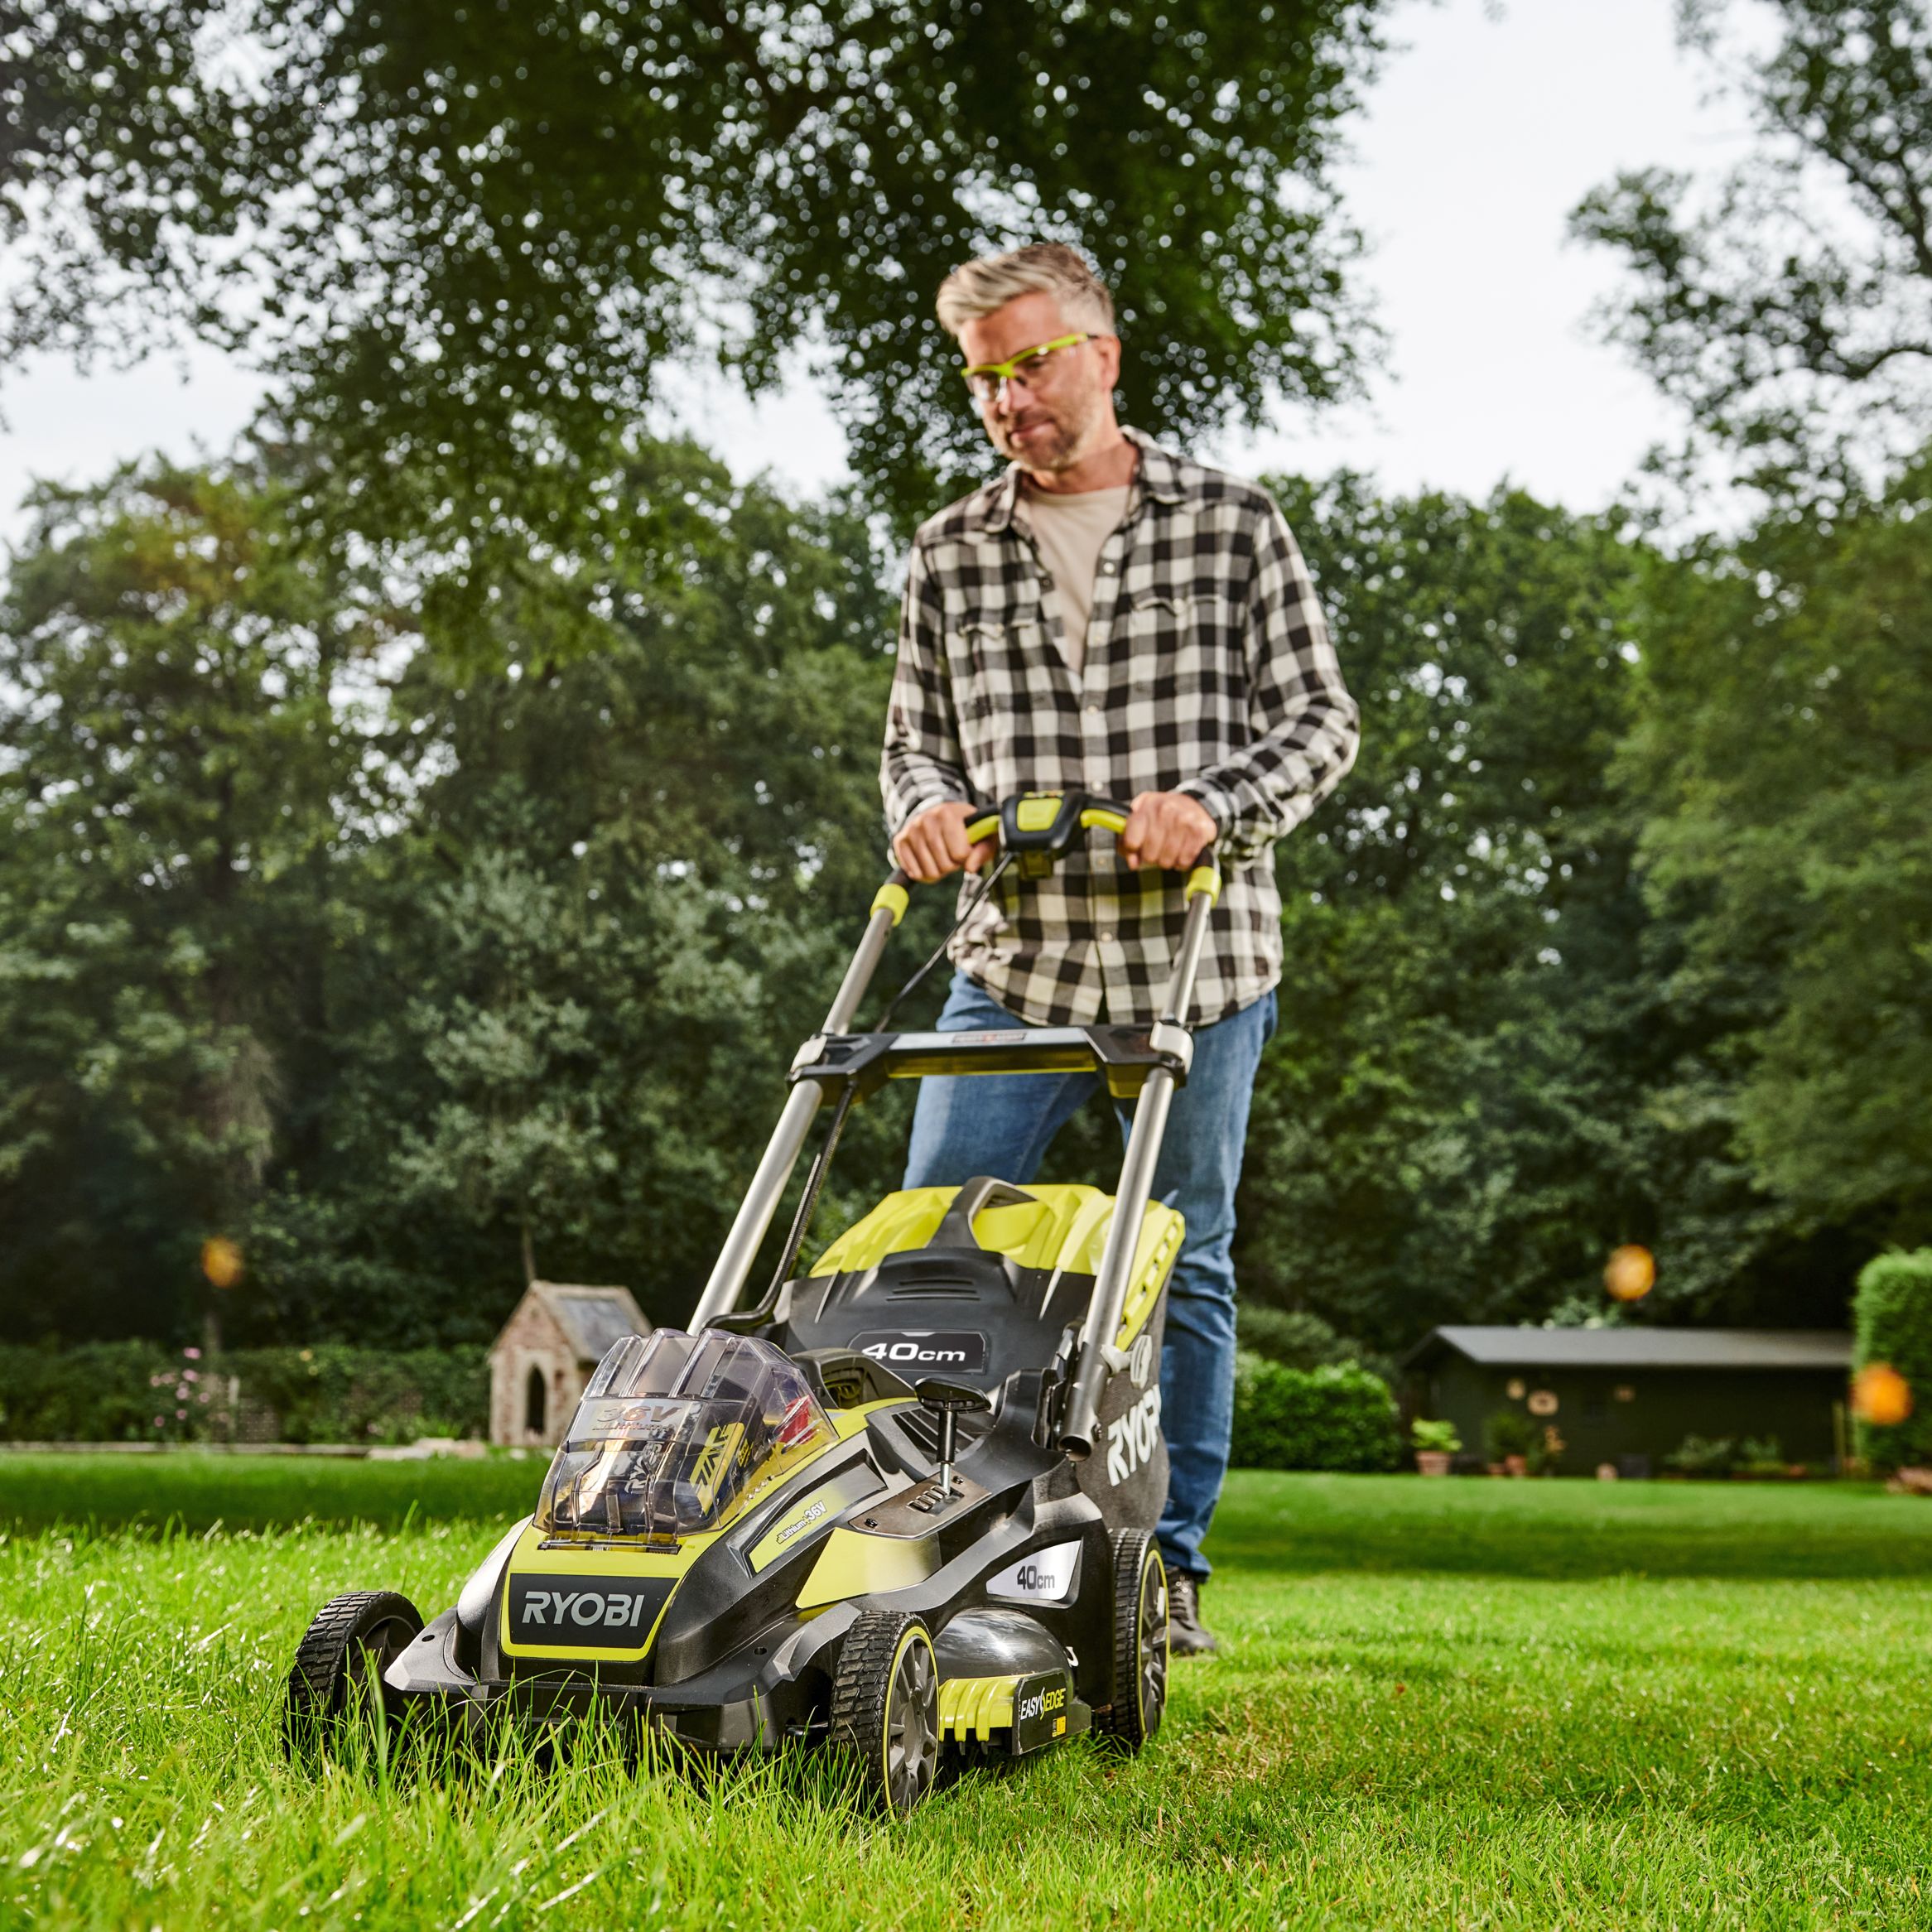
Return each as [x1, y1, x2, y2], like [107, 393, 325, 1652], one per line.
[488, 1282, 650, 1448]
[1401, 1326, 1853, 1474]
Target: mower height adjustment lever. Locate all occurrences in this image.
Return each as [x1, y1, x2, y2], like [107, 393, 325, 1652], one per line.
[914, 1376, 991, 1496]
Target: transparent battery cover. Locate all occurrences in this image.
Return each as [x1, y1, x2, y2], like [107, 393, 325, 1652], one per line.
[535, 1329, 834, 1541]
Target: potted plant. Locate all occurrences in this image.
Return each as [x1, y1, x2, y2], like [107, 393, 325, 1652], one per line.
[1662, 1433, 1736, 1480]
[1483, 1408, 1537, 1477]
[1733, 1435, 1789, 1480]
[1411, 1417, 1461, 1476]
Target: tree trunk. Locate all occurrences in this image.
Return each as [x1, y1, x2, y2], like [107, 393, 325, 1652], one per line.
[522, 1217, 537, 1286]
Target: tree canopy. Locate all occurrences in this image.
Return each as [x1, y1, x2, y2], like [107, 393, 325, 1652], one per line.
[2, 0, 1926, 1359]
[1573, 0, 1932, 497]
[5, 0, 1385, 634]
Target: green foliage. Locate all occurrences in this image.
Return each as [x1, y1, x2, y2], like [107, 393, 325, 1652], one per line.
[1236, 1303, 1360, 1370]
[1236, 479, 1684, 1345]
[0, 444, 913, 1345]
[1482, 1409, 1538, 1462]
[1662, 1433, 1800, 1482]
[1572, 0, 1932, 496]
[271, 441, 909, 1339]
[1853, 1248, 1932, 1469]
[0, 463, 384, 1342]
[1228, 1352, 1400, 1472]
[1621, 465, 1932, 1270]
[0, 1343, 170, 1445]
[4, 0, 1387, 609]
[1736, 1437, 1789, 1478]
[0, 441, 1915, 1354]
[1665, 1433, 1740, 1479]
[0, 1344, 487, 1443]
[1409, 1416, 1461, 1454]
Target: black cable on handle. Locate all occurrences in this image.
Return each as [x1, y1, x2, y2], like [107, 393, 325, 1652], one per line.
[762, 1078, 858, 1303]
[874, 847, 1016, 1033]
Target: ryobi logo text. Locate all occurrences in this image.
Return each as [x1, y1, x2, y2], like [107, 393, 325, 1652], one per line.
[506, 1573, 676, 1651]
[850, 1329, 987, 1373]
[1105, 1388, 1163, 1487]
[523, 1589, 650, 1628]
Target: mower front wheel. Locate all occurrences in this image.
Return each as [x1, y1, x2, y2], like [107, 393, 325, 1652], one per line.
[829, 1611, 941, 1818]
[1095, 1529, 1168, 1751]
[283, 1589, 423, 1766]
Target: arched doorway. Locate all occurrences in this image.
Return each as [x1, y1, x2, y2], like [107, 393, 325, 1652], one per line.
[524, 1364, 547, 1438]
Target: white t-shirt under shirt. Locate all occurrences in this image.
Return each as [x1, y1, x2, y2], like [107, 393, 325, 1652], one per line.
[1024, 484, 1130, 677]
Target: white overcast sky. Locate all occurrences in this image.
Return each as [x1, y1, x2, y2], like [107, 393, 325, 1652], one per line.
[0, 0, 1751, 542]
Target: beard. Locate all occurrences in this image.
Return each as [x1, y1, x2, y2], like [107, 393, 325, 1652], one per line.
[990, 381, 1106, 473]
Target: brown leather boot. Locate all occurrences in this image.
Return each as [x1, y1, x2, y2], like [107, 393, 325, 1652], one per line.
[1167, 1571, 1219, 1656]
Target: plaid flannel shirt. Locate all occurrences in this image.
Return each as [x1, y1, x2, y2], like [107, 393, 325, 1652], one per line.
[880, 427, 1360, 1029]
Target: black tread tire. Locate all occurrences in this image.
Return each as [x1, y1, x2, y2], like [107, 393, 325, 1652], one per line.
[828, 1611, 941, 1819]
[282, 1589, 423, 1765]
[1095, 1529, 1167, 1752]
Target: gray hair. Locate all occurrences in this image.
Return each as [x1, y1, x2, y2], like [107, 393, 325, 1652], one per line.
[935, 242, 1115, 340]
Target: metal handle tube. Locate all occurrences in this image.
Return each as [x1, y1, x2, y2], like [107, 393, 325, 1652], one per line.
[1058, 886, 1218, 1455]
[1159, 885, 1215, 1026]
[1059, 1066, 1175, 1457]
[688, 897, 900, 1327]
[825, 900, 900, 1033]
[689, 1082, 826, 1327]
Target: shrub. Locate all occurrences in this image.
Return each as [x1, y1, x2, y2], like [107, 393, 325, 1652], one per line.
[1736, 1435, 1787, 1477]
[0, 1343, 489, 1443]
[1236, 1306, 1355, 1370]
[1482, 1409, 1537, 1462]
[1228, 1353, 1401, 1472]
[1853, 1248, 1932, 1471]
[1665, 1433, 1737, 1478]
[1235, 1305, 1398, 1384]
[0, 1342, 169, 1442]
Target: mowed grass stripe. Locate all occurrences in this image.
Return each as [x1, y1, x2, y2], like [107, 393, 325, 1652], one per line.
[10, 1458, 1932, 1578]
[0, 1452, 538, 1535]
[2, 1470, 1929, 1930]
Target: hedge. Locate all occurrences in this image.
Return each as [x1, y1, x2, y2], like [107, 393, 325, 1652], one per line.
[0, 1342, 489, 1445]
[2, 1337, 1403, 1466]
[1227, 1352, 1401, 1472]
[1853, 1248, 1932, 1471]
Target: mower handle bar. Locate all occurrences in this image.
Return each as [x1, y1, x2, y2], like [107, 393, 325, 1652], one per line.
[870, 790, 1220, 922]
[689, 789, 1220, 1460]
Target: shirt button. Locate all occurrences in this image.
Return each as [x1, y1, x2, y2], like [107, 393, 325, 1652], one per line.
[1100, 561, 1117, 575]
[1098, 929, 1115, 944]
[1084, 698, 1101, 711]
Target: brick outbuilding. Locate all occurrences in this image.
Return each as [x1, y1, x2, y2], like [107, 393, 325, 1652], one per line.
[488, 1282, 650, 1448]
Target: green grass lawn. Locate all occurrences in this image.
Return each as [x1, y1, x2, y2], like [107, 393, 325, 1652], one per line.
[3, 1462, 1929, 1930]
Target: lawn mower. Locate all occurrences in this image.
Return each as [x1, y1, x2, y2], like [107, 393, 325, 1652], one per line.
[284, 791, 1221, 1815]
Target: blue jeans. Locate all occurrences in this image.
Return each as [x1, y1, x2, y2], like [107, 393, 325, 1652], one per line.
[902, 971, 1276, 1581]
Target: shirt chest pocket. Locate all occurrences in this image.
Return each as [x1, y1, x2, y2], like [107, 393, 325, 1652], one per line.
[945, 609, 1061, 729]
[1119, 591, 1245, 714]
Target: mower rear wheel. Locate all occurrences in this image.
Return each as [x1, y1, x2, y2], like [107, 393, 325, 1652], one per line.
[829, 1611, 940, 1818]
[1096, 1529, 1167, 1751]
[283, 1590, 423, 1765]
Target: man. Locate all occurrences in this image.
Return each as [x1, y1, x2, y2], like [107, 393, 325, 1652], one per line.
[880, 243, 1358, 1654]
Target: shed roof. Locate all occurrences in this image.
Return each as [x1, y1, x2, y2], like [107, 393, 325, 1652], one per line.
[494, 1283, 649, 1366]
[1403, 1326, 1853, 1373]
